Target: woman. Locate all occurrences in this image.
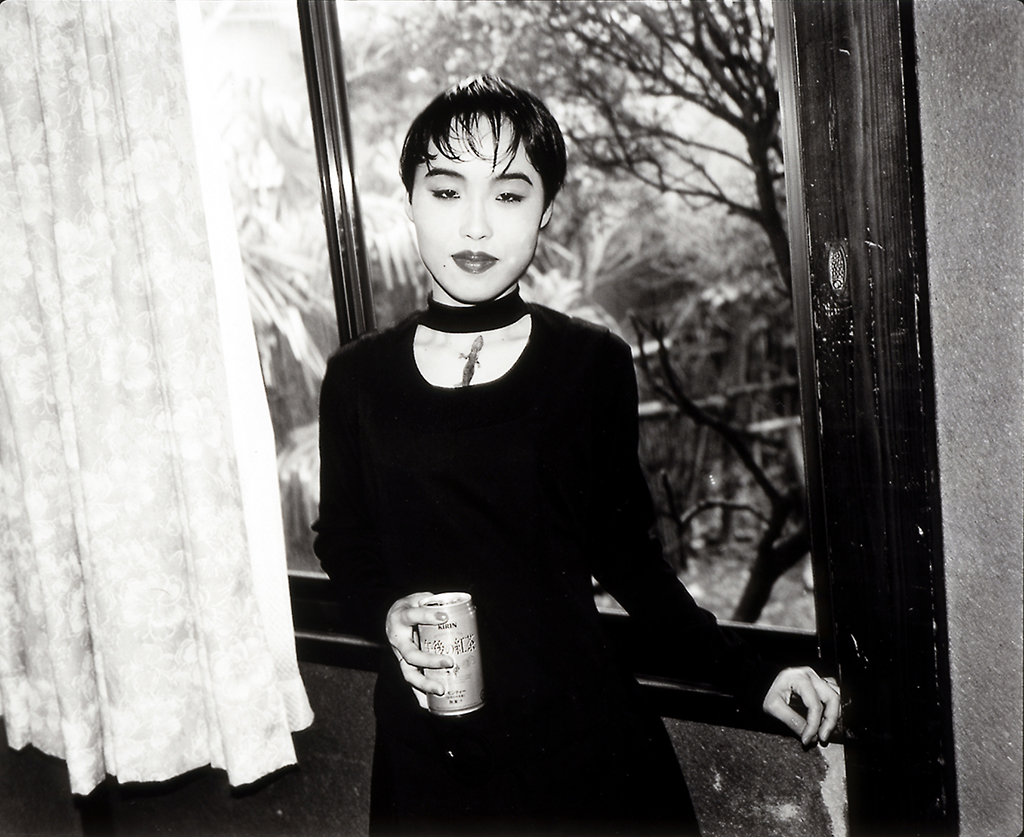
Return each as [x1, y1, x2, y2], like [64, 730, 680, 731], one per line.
[313, 75, 839, 836]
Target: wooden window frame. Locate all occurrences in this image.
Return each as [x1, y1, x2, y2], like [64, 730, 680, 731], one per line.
[289, 0, 822, 735]
[293, 1, 959, 831]
[295, 0, 375, 344]
[775, 0, 958, 832]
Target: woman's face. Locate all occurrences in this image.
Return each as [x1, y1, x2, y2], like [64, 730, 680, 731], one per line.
[405, 125, 552, 306]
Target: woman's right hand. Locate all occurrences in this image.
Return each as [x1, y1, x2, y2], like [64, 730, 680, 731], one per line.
[386, 592, 454, 709]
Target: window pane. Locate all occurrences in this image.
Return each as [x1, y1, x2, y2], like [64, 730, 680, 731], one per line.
[339, 1, 815, 630]
[190, 1, 335, 573]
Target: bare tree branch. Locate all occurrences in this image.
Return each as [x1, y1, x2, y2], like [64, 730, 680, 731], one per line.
[513, 0, 791, 289]
[631, 315, 809, 622]
[633, 317, 784, 506]
[679, 499, 770, 530]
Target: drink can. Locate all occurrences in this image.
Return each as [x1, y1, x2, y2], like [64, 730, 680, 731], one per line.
[417, 592, 484, 715]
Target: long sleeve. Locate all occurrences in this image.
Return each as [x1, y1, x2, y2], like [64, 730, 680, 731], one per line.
[312, 350, 401, 641]
[585, 335, 780, 709]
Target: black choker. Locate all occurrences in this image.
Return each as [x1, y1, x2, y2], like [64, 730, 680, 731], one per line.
[419, 289, 529, 333]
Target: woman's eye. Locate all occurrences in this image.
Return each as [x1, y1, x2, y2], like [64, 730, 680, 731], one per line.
[430, 189, 458, 200]
[496, 192, 525, 204]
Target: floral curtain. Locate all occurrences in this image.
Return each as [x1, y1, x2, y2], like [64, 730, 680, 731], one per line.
[0, 0, 313, 796]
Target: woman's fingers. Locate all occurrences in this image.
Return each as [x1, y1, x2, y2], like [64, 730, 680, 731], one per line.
[386, 593, 454, 701]
[814, 676, 842, 742]
[790, 671, 825, 745]
[397, 657, 444, 702]
[763, 667, 842, 746]
[395, 642, 453, 672]
[764, 683, 811, 740]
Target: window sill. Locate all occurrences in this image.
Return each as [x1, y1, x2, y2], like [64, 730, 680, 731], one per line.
[289, 571, 832, 739]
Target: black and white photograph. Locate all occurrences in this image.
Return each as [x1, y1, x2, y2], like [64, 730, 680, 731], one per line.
[0, 2, 1020, 836]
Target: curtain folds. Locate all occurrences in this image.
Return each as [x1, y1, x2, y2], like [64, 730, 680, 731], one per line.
[0, 0, 313, 796]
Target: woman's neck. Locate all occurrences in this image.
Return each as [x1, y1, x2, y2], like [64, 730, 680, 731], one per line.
[413, 290, 532, 388]
[419, 287, 529, 334]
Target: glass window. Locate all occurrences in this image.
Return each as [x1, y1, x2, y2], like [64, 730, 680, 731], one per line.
[185, 1, 815, 631]
[337, 1, 815, 630]
[186, 1, 335, 573]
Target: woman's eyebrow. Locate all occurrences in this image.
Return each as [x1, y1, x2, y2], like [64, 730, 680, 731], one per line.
[496, 170, 534, 186]
[423, 167, 463, 181]
[422, 167, 534, 187]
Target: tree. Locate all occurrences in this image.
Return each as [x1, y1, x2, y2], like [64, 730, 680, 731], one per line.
[633, 315, 808, 623]
[498, 1, 807, 622]
[506, 0, 790, 292]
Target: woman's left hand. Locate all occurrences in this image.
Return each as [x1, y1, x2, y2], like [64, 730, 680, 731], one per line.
[762, 666, 841, 746]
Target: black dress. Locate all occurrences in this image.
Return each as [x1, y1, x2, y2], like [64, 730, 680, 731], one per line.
[313, 304, 775, 836]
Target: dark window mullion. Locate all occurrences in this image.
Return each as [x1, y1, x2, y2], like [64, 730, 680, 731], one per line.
[775, 1, 958, 833]
[296, 0, 374, 345]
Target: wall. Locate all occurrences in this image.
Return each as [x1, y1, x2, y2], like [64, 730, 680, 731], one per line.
[914, 1, 1024, 836]
[670, 719, 846, 837]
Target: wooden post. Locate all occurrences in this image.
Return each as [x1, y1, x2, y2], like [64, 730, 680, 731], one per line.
[775, 1, 958, 833]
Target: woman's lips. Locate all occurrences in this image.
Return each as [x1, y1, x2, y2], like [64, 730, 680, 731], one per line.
[451, 251, 498, 274]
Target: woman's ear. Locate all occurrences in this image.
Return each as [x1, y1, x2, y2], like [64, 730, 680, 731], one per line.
[404, 192, 415, 222]
[540, 201, 553, 230]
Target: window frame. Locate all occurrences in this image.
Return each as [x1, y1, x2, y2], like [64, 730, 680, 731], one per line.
[291, 17, 960, 832]
[288, 0, 826, 737]
[295, 0, 375, 344]
[775, 0, 958, 831]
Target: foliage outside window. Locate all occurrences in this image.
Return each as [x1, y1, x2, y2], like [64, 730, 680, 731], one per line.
[201, 0, 815, 630]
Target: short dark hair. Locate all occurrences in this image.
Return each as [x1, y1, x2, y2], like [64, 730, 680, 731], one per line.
[399, 75, 567, 209]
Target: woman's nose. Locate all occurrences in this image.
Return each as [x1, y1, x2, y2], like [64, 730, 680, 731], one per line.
[460, 199, 491, 240]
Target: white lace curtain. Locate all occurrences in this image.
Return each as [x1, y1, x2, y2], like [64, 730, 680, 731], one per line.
[0, 0, 313, 795]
